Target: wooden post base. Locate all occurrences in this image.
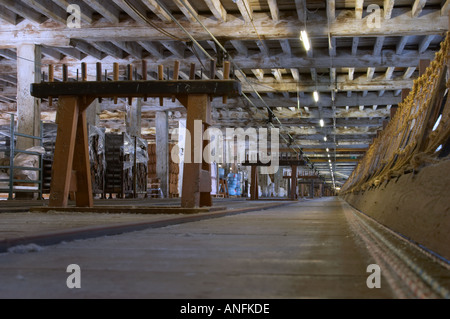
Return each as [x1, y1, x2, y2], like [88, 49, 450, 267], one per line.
[49, 96, 94, 207]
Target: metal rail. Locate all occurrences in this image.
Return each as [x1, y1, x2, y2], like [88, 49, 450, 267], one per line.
[0, 113, 44, 199]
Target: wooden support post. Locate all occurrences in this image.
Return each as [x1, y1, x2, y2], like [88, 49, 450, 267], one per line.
[50, 96, 95, 207]
[223, 61, 230, 104]
[180, 94, 212, 208]
[48, 64, 54, 107]
[62, 64, 68, 82]
[81, 62, 87, 81]
[419, 59, 430, 75]
[290, 165, 297, 200]
[72, 104, 94, 207]
[172, 60, 180, 102]
[16, 43, 41, 151]
[158, 64, 164, 106]
[96, 62, 102, 103]
[250, 165, 258, 200]
[127, 64, 133, 105]
[49, 96, 94, 207]
[113, 62, 119, 104]
[189, 63, 196, 80]
[142, 60, 147, 101]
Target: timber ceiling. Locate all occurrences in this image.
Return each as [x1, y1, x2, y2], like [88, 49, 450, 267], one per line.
[0, 0, 448, 186]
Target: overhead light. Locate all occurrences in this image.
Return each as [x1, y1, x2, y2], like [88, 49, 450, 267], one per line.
[328, 159, 331, 163]
[328, 154, 330, 157]
[300, 30, 310, 51]
[313, 91, 319, 102]
[324, 136, 327, 141]
[326, 148, 329, 152]
[319, 119, 324, 127]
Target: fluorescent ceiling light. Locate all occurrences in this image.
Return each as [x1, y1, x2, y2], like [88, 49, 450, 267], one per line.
[319, 119, 324, 127]
[313, 91, 319, 102]
[300, 30, 310, 51]
[324, 136, 327, 141]
[326, 148, 329, 152]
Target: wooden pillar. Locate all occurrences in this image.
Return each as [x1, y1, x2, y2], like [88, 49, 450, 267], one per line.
[290, 165, 297, 200]
[156, 111, 169, 198]
[126, 98, 142, 137]
[16, 44, 41, 150]
[86, 99, 100, 127]
[301, 183, 305, 199]
[250, 165, 258, 200]
[49, 96, 94, 207]
[180, 94, 212, 208]
[177, 118, 186, 196]
[419, 59, 430, 75]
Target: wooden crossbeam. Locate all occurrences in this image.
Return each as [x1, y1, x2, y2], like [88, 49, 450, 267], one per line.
[30, 80, 241, 98]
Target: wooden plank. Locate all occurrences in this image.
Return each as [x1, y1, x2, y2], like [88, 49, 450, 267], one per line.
[203, 0, 227, 21]
[72, 101, 94, 207]
[49, 96, 79, 207]
[180, 94, 212, 208]
[290, 165, 297, 200]
[30, 80, 241, 98]
[250, 165, 258, 200]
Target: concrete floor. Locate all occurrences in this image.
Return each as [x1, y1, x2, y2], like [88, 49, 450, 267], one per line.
[0, 197, 448, 299]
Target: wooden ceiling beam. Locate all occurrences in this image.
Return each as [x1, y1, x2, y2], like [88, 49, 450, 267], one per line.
[203, 0, 227, 22]
[84, 0, 120, 24]
[1, 8, 445, 45]
[0, 0, 46, 24]
[21, 0, 66, 25]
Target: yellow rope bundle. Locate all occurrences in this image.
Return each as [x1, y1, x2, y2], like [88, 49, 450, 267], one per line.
[341, 32, 450, 193]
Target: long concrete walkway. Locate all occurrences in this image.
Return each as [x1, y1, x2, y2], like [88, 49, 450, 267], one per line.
[0, 197, 448, 299]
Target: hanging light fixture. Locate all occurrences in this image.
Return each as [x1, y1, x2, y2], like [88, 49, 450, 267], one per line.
[313, 90, 319, 102]
[300, 30, 310, 51]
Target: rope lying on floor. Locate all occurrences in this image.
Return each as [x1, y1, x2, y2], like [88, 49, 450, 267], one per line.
[344, 204, 450, 299]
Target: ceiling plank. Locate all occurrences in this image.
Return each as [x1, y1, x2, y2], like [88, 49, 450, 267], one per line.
[89, 41, 126, 59]
[384, 0, 395, 19]
[138, 41, 164, 59]
[84, 0, 120, 24]
[141, 0, 172, 22]
[0, 9, 447, 44]
[54, 47, 85, 60]
[111, 41, 143, 59]
[52, 0, 94, 24]
[412, 0, 427, 18]
[0, 4, 17, 25]
[396, 36, 409, 54]
[236, 0, 253, 23]
[418, 35, 435, 53]
[267, 0, 279, 22]
[230, 40, 248, 57]
[0, 49, 16, 60]
[327, 0, 335, 21]
[355, 0, 364, 19]
[70, 39, 104, 60]
[21, 0, 66, 25]
[172, 0, 198, 22]
[0, 0, 46, 24]
[295, 0, 306, 21]
[111, 0, 149, 25]
[373, 36, 385, 56]
[203, 0, 227, 22]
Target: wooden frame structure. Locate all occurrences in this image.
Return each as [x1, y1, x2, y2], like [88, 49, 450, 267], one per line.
[31, 64, 240, 209]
